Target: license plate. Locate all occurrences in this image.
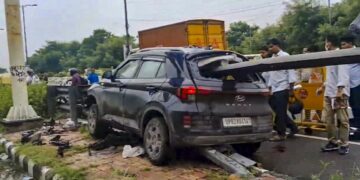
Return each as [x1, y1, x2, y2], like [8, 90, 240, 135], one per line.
[222, 117, 252, 128]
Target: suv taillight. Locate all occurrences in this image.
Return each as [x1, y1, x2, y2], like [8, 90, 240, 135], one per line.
[176, 86, 213, 100]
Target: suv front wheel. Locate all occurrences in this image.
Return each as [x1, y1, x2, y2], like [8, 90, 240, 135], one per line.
[144, 117, 172, 165]
[88, 104, 109, 139]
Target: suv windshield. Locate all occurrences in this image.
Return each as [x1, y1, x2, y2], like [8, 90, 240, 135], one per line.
[190, 54, 261, 83]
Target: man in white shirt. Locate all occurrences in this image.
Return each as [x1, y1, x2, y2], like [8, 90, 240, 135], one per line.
[340, 34, 360, 130]
[267, 38, 298, 141]
[317, 35, 350, 155]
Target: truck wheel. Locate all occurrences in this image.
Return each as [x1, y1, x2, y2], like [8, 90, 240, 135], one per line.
[144, 117, 172, 166]
[232, 142, 261, 157]
[88, 104, 109, 139]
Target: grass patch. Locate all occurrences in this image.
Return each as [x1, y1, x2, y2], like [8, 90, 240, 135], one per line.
[112, 169, 137, 180]
[17, 144, 86, 180]
[79, 125, 92, 140]
[66, 145, 88, 157]
[0, 84, 48, 120]
[205, 169, 229, 180]
[311, 161, 360, 180]
[0, 124, 5, 134]
[0, 145, 5, 153]
[141, 167, 151, 172]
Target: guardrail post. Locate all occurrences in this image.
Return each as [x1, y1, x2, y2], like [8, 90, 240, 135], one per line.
[69, 86, 79, 124]
[47, 86, 57, 120]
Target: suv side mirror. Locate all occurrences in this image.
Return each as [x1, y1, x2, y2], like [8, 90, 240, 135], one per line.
[102, 70, 113, 81]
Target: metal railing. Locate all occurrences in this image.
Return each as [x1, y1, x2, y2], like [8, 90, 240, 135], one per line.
[47, 85, 89, 123]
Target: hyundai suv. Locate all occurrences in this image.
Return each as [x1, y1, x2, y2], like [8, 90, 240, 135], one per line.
[86, 48, 273, 165]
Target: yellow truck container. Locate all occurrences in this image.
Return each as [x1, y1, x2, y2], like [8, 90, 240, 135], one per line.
[138, 19, 227, 50]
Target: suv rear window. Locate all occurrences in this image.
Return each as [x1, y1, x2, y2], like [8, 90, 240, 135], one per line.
[191, 54, 261, 82]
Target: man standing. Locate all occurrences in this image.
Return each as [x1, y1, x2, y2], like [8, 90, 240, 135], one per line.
[87, 68, 100, 85]
[267, 38, 298, 141]
[340, 34, 360, 130]
[69, 68, 85, 86]
[317, 35, 351, 155]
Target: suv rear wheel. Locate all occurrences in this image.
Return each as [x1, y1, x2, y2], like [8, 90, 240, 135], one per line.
[144, 117, 171, 165]
[88, 104, 109, 139]
[232, 142, 261, 157]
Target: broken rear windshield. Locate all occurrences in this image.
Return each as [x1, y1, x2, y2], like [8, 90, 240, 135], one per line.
[190, 54, 261, 82]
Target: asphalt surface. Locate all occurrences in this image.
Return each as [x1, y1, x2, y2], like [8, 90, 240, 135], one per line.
[254, 135, 360, 179]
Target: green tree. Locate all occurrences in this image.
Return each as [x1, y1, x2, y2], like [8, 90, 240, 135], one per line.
[280, 0, 327, 53]
[226, 21, 259, 52]
[28, 29, 136, 73]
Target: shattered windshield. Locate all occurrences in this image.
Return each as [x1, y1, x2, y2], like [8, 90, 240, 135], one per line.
[191, 54, 261, 82]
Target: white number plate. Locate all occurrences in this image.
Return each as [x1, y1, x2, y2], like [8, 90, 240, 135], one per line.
[222, 117, 252, 128]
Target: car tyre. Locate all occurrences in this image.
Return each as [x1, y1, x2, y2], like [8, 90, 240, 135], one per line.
[144, 117, 172, 166]
[232, 142, 261, 157]
[87, 104, 109, 139]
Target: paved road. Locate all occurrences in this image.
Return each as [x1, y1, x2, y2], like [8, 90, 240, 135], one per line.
[255, 135, 360, 179]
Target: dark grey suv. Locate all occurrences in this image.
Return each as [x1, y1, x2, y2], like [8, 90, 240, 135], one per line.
[86, 48, 273, 165]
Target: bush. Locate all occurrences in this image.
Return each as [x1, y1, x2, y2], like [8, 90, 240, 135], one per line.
[0, 84, 12, 119]
[0, 84, 48, 119]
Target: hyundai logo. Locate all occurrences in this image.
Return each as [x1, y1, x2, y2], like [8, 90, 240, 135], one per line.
[235, 95, 246, 102]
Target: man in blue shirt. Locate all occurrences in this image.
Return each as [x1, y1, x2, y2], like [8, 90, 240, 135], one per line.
[340, 34, 360, 130]
[87, 68, 99, 85]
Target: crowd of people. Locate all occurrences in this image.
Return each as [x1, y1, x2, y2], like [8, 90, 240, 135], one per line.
[259, 34, 360, 155]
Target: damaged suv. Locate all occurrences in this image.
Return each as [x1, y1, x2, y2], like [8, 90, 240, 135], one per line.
[86, 48, 273, 165]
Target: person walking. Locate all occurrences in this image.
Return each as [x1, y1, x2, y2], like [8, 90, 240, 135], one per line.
[317, 35, 351, 155]
[267, 38, 298, 141]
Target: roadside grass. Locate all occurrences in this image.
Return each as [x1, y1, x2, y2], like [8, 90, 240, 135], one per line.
[66, 145, 88, 156]
[205, 169, 229, 180]
[0, 145, 5, 153]
[17, 144, 86, 180]
[0, 124, 5, 134]
[79, 125, 92, 140]
[311, 161, 360, 180]
[140, 167, 151, 172]
[112, 168, 137, 180]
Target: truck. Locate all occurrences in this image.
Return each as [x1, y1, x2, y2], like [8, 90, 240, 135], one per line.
[138, 19, 227, 50]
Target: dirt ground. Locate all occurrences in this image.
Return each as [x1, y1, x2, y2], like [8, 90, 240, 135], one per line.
[4, 120, 286, 180]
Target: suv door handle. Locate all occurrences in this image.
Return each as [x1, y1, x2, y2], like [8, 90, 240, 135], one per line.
[146, 86, 158, 91]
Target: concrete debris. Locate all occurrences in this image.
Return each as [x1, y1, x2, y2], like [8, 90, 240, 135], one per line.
[122, 145, 145, 158]
[0, 153, 9, 161]
[63, 119, 76, 130]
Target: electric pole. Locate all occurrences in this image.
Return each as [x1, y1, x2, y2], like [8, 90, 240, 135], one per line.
[21, 4, 37, 65]
[328, 0, 332, 25]
[124, 0, 130, 56]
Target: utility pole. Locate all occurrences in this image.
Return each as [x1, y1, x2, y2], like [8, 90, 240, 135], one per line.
[124, 0, 130, 57]
[21, 4, 37, 65]
[328, 0, 332, 25]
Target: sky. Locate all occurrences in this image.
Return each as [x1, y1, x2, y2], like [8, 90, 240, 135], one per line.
[0, 0, 342, 69]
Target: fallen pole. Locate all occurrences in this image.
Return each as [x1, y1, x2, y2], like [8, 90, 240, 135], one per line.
[213, 48, 360, 75]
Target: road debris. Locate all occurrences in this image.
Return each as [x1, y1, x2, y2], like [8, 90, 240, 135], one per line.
[122, 145, 145, 158]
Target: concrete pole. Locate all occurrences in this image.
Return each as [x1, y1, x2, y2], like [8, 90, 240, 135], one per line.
[4, 0, 39, 121]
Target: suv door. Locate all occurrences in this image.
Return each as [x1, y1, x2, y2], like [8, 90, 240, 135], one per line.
[122, 56, 167, 130]
[102, 60, 140, 117]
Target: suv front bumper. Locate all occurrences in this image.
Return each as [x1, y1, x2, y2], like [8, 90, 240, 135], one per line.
[171, 132, 272, 147]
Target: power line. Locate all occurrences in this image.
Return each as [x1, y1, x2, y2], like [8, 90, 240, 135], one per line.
[208, 2, 284, 17]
